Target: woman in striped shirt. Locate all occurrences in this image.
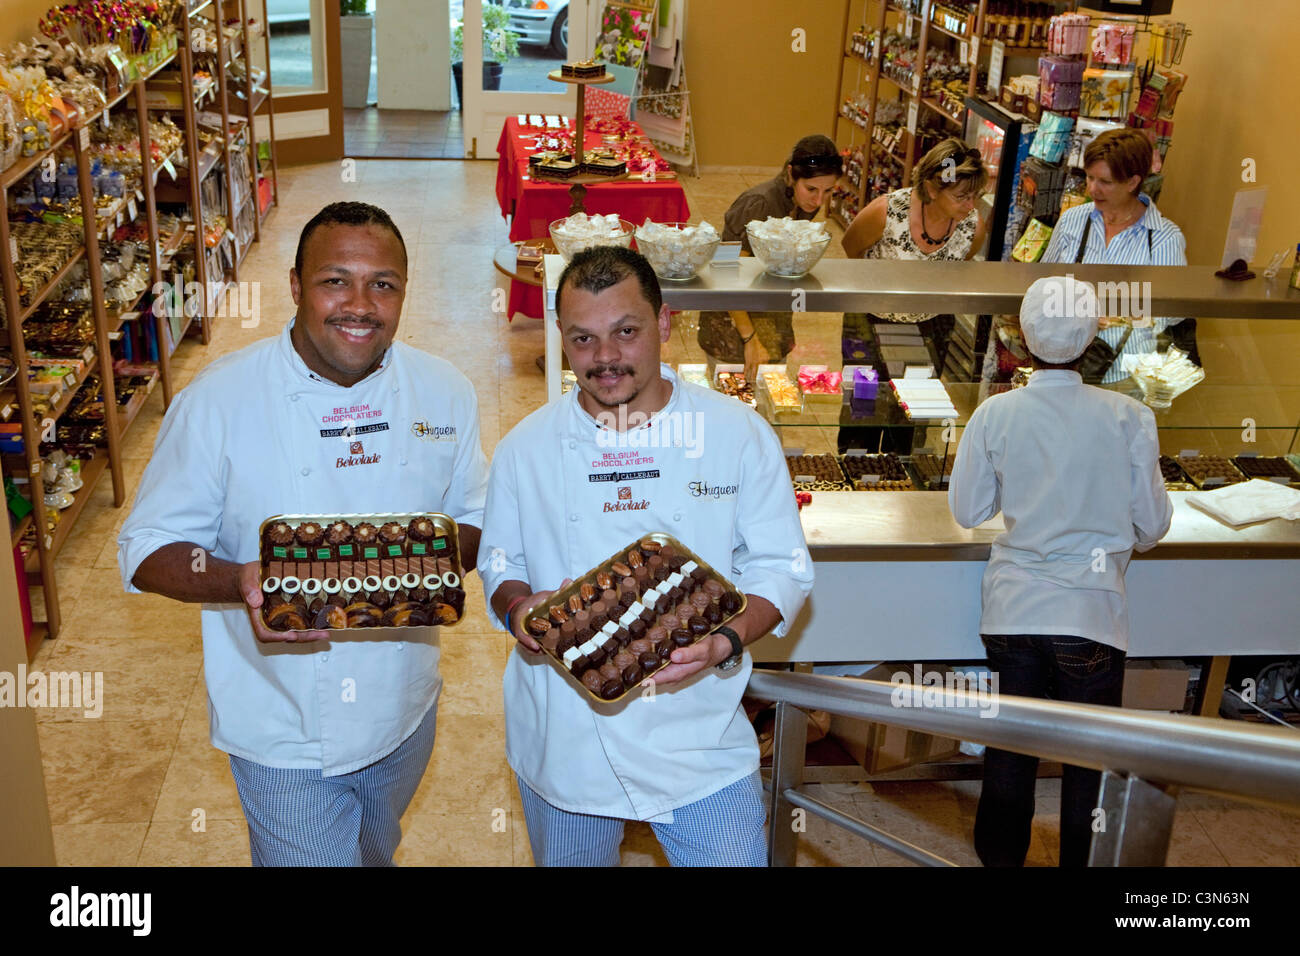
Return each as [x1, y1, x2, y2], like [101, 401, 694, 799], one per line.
[1041, 128, 1191, 386]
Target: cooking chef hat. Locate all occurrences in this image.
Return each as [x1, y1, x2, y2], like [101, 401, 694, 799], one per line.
[1019, 275, 1100, 363]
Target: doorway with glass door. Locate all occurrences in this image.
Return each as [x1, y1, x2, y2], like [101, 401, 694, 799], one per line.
[335, 0, 462, 158]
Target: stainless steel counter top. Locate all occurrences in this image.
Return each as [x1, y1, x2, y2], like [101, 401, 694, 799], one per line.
[543, 255, 1300, 318]
[801, 491, 1300, 561]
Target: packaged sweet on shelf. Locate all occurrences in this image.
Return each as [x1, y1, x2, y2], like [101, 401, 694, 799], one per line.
[714, 367, 755, 406]
[1230, 456, 1300, 486]
[760, 369, 801, 411]
[560, 59, 606, 79]
[522, 535, 746, 703]
[1176, 455, 1245, 489]
[797, 365, 842, 399]
[841, 452, 914, 490]
[910, 453, 956, 490]
[785, 453, 849, 491]
[259, 514, 465, 632]
[676, 363, 710, 388]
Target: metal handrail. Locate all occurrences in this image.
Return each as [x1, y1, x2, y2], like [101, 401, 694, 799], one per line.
[746, 670, 1300, 809]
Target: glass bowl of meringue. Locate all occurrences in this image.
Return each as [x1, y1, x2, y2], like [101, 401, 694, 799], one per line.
[549, 213, 636, 262]
[633, 220, 720, 280]
[746, 217, 832, 278]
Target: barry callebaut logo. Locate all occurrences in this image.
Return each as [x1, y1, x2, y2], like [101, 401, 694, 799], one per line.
[687, 480, 738, 499]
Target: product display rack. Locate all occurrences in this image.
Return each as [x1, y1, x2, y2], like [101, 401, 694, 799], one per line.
[831, 0, 1075, 229]
[1, 0, 278, 656]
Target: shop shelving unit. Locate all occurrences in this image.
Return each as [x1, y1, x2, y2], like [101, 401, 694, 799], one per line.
[1, 0, 278, 656]
[831, 0, 1075, 229]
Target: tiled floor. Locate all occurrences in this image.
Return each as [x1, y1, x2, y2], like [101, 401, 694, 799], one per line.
[28, 159, 1300, 867]
[344, 107, 465, 159]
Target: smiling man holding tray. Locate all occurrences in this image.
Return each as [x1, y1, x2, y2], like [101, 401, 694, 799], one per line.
[478, 246, 814, 866]
[118, 202, 489, 866]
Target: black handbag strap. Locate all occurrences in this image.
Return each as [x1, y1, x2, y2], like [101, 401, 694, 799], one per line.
[1075, 213, 1153, 263]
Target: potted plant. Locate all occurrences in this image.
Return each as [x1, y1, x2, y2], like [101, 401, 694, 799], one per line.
[340, 0, 373, 110]
[451, 3, 520, 108]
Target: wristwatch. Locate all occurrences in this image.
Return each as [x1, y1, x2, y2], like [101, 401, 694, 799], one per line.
[715, 626, 744, 671]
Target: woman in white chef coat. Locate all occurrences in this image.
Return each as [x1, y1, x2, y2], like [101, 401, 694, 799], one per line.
[119, 202, 490, 866]
[478, 246, 814, 866]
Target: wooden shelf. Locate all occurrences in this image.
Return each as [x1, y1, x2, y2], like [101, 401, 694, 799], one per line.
[16, 247, 87, 326]
[22, 449, 109, 578]
[927, 20, 975, 44]
[117, 370, 160, 438]
[921, 97, 965, 126]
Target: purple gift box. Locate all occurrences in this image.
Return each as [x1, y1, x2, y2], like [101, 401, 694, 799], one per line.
[854, 366, 879, 400]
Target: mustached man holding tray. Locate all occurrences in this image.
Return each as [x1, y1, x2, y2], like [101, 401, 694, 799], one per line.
[118, 203, 489, 866]
[478, 246, 814, 866]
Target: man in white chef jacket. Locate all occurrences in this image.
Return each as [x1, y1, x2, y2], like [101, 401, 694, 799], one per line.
[949, 275, 1172, 868]
[117, 202, 488, 866]
[478, 246, 814, 866]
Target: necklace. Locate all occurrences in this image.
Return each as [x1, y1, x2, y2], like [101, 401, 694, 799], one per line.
[920, 201, 953, 246]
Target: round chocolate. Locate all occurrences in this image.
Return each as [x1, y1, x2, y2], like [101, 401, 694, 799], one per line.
[353, 522, 379, 545]
[658, 642, 674, 662]
[638, 651, 660, 671]
[658, 614, 680, 633]
[628, 619, 648, 640]
[647, 626, 667, 647]
[589, 599, 608, 618]
[671, 628, 692, 647]
[720, 591, 742, 615]
[598, 661, 622, 682]
[673, 603, 695, 624]
[264, 521, 294, 547]
[370, 590, 392, 609]
[619, 576, 638, 595]
[581, 670, 604, 694]
[659, 543, 677, 559]
[541, 632, 560, 654]
[379, 521, 406, 545]
[560, 619, 577, 640]
[294, 521, 324, 547]
[691, 590, 710, 610]
[325, 520, 353, 545]
[600, 679, 624, 700]
[407, 517, 435, 542]
[705, 604, 724, 625]
[600, 588, 618, 607]
[704, 579, 724, 599]
[688, 614, 710, 636]
[628, 638, 653, 657]
[574, 609, 591, 630]
[633, 565, 651, 583]
[647, 554, 663, 571]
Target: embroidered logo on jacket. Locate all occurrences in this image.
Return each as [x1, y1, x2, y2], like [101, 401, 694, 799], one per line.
[687, 480, 738, 499]
[411, 421, 457, 441]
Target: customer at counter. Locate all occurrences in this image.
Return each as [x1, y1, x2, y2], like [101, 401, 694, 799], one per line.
[697, 134, 842, 381]
[949, 276, 1173, 868]
[1041, 128, 1193, 385]
[839, 138, 988, 452]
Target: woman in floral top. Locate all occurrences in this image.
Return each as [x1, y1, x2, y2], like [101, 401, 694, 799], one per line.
[842, 138, 989, 376]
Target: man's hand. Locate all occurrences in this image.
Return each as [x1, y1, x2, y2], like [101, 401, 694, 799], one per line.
[505, 579, 572, 653]
[646, 632, 733, 688]
[238, 561, 328, 644]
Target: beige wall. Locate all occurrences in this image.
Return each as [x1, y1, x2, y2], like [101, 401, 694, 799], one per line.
[686, 0, 850, 171]
[1136, 0, 1299, 268]
[1, 0, 57, 47]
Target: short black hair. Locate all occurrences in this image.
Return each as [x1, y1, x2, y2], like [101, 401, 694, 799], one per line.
[294, 202, 407, 277]
[555, 246, 663, 319]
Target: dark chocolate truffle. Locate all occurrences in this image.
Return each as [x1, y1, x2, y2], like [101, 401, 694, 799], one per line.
[688, 614, 710, 636]
[378, 521, 406, 546]
[628, 619, 648, 640]
[325, 520, 354, 546]
[407, 517, 436, 542]
[582, 670, 605, 694]
[671, 628, 693, 648]
[294, 521, 325, 547]
[720, 591, 742, 614]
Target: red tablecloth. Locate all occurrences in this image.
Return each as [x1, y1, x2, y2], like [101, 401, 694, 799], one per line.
[495, 117, 690, 318]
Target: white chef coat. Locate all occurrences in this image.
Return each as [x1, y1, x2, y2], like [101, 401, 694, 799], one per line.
[117, 320, 488, 775]
[478, 365, 813, 820]
[948, 369, 1172, 650]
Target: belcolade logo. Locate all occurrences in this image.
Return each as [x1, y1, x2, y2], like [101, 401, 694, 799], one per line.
[618, 486, 632, 500]
[688, 481, 738, 499]
[411, 421, 457, 441]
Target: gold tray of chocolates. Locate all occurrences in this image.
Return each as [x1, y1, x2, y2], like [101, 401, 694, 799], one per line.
[258, 513, 464, 633]
[522, 533, 747, 704]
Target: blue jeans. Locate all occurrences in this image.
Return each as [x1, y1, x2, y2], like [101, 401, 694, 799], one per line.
[975, 634, 1125, 868]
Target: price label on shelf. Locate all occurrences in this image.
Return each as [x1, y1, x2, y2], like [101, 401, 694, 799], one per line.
[162, 157, 177, 179]
[0, 405, 11, 420]
[8, 237, 17, 262]
[960, 40, 969, 64]
[78, 126, 90, 150]
[988, 40, 1006, 96]
[81, 346, 94, 363]
[911, 73, 921, 96]
[135, 188, 144, 203]
[30, 461, 40, 476]
[101, 109, 111, 132]
[1179, 449, 1200, 458]
[971, 36, 980, 62]
[127, 198, 137, 220]
[907, 99, 920, 134]
[44, 535, 53, 551]
[903, 14, 913, 39]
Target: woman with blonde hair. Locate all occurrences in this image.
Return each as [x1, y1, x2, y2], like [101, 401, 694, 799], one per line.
[840, 138, 989, 450]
